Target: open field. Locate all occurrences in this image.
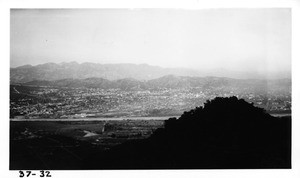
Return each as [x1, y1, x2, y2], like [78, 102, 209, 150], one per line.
[10, 119, 165, 169]
[10, 119, 165, 147]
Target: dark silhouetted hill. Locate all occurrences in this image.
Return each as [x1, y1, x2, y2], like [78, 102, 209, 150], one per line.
[84, 96, 291, 169]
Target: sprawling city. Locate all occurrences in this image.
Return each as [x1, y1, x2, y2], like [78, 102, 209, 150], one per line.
[9, 8, 292, 171]
[10, 77, 291, 119]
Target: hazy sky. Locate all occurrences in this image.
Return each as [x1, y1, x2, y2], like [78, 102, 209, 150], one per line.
[10, 9, 291, 73]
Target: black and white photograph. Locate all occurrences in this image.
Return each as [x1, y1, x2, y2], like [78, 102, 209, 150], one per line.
[2, 0, 300, 177]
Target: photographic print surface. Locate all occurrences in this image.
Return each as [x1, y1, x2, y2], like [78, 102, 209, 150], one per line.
[10, 9, 291, 169]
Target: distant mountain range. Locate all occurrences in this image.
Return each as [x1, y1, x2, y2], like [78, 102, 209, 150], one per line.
[10, 62, 291, 83]
[20, 75, 291, 93]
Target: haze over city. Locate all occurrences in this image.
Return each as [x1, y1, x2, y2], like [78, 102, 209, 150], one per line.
[9, 8, 292, 170]
[11, 9, 291, 76]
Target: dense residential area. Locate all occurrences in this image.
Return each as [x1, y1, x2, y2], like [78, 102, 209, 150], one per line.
[10, 76, 291, 119]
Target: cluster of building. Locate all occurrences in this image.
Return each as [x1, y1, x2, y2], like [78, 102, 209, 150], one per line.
[10, 86, 291, 119]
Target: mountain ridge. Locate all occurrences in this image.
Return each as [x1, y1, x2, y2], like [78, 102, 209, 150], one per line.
[10, 62, 291, 83]
[19, 75, 291, 92]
